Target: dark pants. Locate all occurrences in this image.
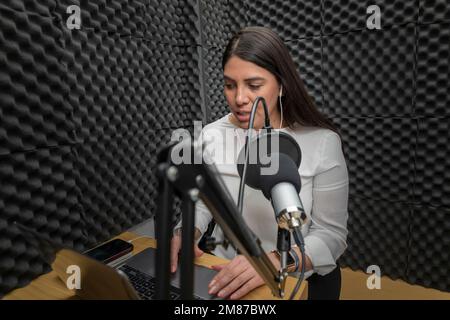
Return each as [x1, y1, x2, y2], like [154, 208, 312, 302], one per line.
[307, 266, 341, 300]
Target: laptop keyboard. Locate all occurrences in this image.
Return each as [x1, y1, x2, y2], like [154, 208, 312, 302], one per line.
[118, 264, 204, 300]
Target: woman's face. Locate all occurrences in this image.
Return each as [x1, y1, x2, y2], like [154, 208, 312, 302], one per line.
[223, 56, 282, 130]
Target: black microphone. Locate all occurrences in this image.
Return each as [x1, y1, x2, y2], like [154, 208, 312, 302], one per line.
[259, 152, 307, 229]
[236, 128, 308, 297]
[236, 131, 306, 230]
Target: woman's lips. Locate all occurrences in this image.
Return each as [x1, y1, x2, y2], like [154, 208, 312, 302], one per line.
[235, 111, 250, 122]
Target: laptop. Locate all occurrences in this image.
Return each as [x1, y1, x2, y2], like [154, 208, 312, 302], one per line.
[15, 222, 220, 300]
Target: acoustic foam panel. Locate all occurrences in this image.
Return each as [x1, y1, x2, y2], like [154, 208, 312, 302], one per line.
[57, 21, 202, 243]
[144, 0, 202, 46]
[74, 138, 154, 245]
[339, 197, 410, 280]
[143, 42, 202, 128]
[57, 10, 203, 244]
[226, 0, 249, 40]
[0, 219, 51, 298]
[180, 45, 204, 123]
[201, 0, 248, 49]
[0, 146, 88, 297]
[201, 0, 232, 48]
[407, 205, 450, 292]
[200, 0, 248, 122]
[419, 0, 450, 24]
[322, 24, 416, 117]
[203, 47, 229, 123]
[331, 117, 416, 202]
[146, 0, 191, 43]
[322, 0, 418, 35]
[53, 0, 202, 45]
[177, 0, 203, 46]
[0, 0, 56, 16]
[246, 0, 321, 40]
[53, 0, 148, 37]
[0, 7, 76, 155]
[414, 118, 450, 208]
[61, 29, 195, 139]
[74, 126, 188, 245]
[415, 23, 450, 116]
[285, 36, 323, 110]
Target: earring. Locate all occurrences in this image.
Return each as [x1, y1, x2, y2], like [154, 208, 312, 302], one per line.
[279, 86, 283, 129]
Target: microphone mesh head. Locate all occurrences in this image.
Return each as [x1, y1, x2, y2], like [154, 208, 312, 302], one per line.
[259, 153, 301, 199]
[236, 130, 301, 190]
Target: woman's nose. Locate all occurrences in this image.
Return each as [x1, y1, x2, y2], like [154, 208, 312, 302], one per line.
[235, 88, 249, 106]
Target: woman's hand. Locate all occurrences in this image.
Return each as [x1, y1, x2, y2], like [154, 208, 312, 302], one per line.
[208, 253, 280, 300]
[170, 228, 204, 273]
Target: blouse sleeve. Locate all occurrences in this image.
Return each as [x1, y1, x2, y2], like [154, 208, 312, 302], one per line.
[193, 199, 213, 236]
[303, 131, 349, 276]
[174, 199, 212, 232]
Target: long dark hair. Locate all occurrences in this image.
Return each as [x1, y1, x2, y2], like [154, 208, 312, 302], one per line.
[222, 26, 340, 136]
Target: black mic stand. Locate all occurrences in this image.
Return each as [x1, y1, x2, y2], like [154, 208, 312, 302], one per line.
[154, 161, 174, 300]
[179, 191, 197, 299]
[276, 227, 291, 293]
[155, 149, 198, 300]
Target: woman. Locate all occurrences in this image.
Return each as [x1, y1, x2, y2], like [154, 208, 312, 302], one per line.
[171, 26, 349, 300]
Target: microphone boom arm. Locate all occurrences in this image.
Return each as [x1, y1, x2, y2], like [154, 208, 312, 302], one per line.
[155, 139, 285, 298]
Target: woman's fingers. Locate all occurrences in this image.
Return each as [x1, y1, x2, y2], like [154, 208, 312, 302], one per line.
[229, 275, 264, 300]
[170, 235, 181, 273]
[211, 264, 226, 271]
[171, 234, 204, 273]
[194, 245, 204, 257]
[208, 255, 250, 296]
[215, 267, 256, 299]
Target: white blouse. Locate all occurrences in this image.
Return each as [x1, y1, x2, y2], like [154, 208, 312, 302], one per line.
[190, 113, 349, 277]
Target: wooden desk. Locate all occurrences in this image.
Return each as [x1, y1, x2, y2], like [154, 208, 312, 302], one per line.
[4, 232, 307, 300]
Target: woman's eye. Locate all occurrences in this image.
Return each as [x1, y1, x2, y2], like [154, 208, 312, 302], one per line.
[249, 85, 261, 90]
[225, 83, 235, 89]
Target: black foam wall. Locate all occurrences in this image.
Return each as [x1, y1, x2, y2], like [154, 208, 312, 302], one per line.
[1, 0, 449, 296]
[0, 0, 203, 296]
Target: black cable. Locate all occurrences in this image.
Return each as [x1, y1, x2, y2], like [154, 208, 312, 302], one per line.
[237, 97, 271, 214]
[289, 226, 306, 300]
